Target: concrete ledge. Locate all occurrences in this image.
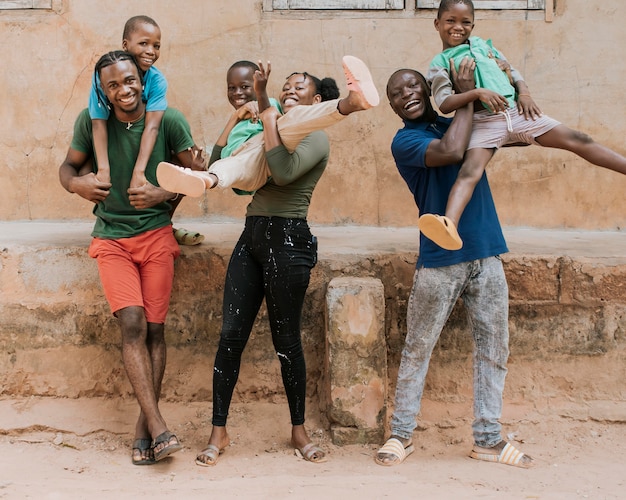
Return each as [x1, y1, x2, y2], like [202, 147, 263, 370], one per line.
[1, 221, 625, 410]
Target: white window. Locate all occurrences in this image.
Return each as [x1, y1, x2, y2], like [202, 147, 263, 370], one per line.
[268, 0, 403, 9]
[417, 0, 544, 8]
[266, 0, 545, 10]
[0, 0, 52, 8]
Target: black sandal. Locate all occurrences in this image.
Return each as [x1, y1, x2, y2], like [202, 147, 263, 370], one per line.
[153, 431, 182, 461]
[131, 438, 156, 465]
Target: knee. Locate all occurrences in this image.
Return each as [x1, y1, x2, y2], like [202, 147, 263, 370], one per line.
[274, 337, 304, 361]
[117, 307, 147, 344]
[217, 330, 247, 360]
[569, 129, 594, 145]
[457, 162, 484, 184]
[146, 323, 165, 345]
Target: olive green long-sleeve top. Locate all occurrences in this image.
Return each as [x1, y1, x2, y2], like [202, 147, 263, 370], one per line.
[246, 131, 330, 219]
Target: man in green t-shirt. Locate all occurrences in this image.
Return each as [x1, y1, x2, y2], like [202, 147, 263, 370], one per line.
[59, 50, 197, 466]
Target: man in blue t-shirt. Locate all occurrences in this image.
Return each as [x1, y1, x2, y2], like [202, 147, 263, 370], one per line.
[375, 58, 533, 469]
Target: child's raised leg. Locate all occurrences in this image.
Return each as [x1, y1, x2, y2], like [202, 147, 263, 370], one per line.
[535, 124, 626, 175]
[418, 147, 494, 250]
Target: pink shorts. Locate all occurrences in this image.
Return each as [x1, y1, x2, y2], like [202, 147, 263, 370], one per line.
[468, 107, 561, 150]
[88, 225, 180, 323]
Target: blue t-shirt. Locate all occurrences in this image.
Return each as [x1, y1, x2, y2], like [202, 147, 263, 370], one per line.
[88, 66, 168, 120]
[391, 115, 508, 268]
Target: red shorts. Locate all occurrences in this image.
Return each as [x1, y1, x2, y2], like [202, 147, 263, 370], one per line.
[88, 225, 180, 323]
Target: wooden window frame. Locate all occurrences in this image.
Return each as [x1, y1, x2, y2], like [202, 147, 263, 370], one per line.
[268, 1, 404, 9]
[417, 1, 544, 8]
[0, 0, 52, 9]
[265, 0, 545, 10]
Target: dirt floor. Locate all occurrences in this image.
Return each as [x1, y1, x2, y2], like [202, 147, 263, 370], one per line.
[0, 396, 624, 500]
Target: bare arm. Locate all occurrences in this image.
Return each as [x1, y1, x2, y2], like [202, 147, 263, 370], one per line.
[130, 110, 164, 188]
[259, 106, 282, 152]
[213, 101, 260, 148]
[91, 119, 111, 182]
[435, 57, 509, 115]
[59, 147, 111, 203]
[424, 58, 477, 167]
[439, 87, 509, 116]
[127, 144, 202, 209]
[492, 57, 542, 120]
[513, 79, 542, 120]
[254, 60, 271, 114]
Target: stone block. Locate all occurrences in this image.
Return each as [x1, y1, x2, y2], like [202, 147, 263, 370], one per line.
[324, 277, 387, 445]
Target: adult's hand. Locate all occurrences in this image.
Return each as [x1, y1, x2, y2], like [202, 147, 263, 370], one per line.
[259, 105, 281, 124]
[450, 56, 476, 94]
[516, 94, 543, 121]
[254, 60, 271, 94]
[128, 182, 172, 209]
[236, 101, 260, 122]
[69, 172, 111, 203]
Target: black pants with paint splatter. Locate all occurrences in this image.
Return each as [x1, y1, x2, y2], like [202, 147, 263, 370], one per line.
[212, 216, 318, 427]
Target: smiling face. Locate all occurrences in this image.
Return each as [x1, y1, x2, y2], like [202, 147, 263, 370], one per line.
[226, 66, 257, 110]
[434, 2, 475, 50]
[122, 22, 161, 73]
[99, 59, 144, 120]
[279, 73, 321, 113]
[387, 69, 432, 122]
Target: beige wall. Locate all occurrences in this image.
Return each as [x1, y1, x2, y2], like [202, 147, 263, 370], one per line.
[1, 0, 625, 229]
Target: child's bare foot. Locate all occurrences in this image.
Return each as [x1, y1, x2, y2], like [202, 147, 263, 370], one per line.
[339, 55, 380, 114]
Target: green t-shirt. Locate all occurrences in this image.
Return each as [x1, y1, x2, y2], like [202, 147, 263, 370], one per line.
[246, 130, 329, 219]
[429, 36, 517, 110]
[221, 98, 282, 158]
[70, 108, 195, 239]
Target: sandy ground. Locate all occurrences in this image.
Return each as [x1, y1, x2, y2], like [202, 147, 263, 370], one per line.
[0, 396, 624, 500]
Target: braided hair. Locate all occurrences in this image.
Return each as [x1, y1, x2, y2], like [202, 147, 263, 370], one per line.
[285, 72, 340, 102]
[93, 50, 143, 110]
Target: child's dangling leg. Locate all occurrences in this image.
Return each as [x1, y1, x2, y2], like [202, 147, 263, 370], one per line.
[418, 148, 494, 250]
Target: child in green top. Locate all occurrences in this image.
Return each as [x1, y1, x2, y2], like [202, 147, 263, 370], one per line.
[419, 0, 626, 251]
[156, 55, 380, 197]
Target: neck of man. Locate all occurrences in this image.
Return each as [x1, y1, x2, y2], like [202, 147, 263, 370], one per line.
[113, 102, 146, 126]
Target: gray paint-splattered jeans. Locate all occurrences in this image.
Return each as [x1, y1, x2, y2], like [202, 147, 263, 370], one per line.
[390, 256, 509, 448]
